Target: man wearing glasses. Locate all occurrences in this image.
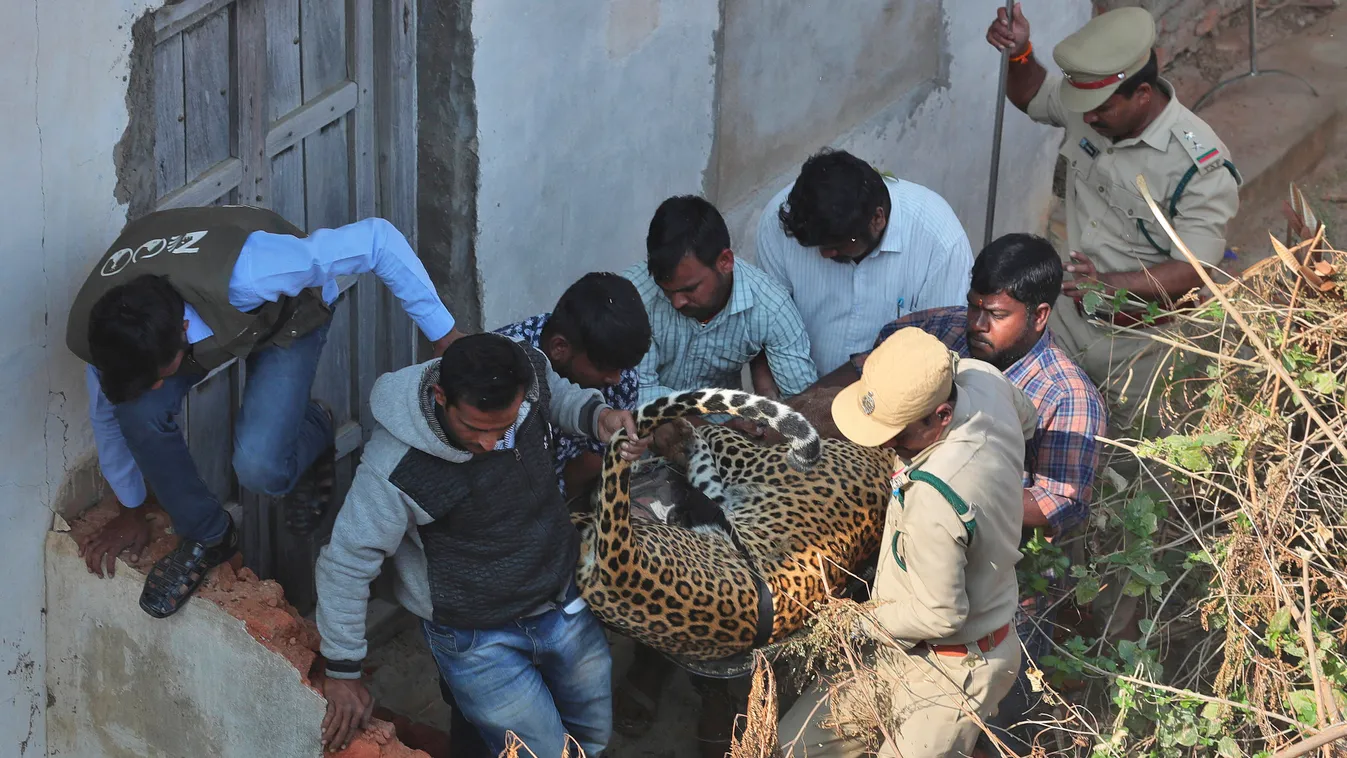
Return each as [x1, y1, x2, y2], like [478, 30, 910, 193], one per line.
[756, 148, 974, 378]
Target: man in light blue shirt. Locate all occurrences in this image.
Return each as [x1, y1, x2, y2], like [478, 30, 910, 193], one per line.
[67, 205, 461, 619]
[756, 148, 975, 376]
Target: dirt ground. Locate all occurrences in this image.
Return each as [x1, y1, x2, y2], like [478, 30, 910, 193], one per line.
[1164, 2, 1336, 98]
[1166, 1, 1347, 259]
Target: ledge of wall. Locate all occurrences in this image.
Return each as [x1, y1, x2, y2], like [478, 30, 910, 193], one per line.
[45, 502, 431, 758]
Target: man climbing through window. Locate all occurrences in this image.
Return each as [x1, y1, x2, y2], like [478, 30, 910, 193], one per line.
[67, 205, 462, 619]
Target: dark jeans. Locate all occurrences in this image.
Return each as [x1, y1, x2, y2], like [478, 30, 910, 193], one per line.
[112, 324, 331, 543]
[984, 599, 1057, 753]
[423, 602, 613, 758]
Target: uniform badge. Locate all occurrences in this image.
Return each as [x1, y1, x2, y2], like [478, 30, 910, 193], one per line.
[861, 391, 876, 416]
[1183, 130, 1219, 165]
[1079, 137, 1100, 159]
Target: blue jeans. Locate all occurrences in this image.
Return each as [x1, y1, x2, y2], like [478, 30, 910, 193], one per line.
[423, 603, 613, 758]
[112, 324, 332, 544]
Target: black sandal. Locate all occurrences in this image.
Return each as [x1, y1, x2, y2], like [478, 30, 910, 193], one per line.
[139, 518, 239, 619]
[284, 401, 336, 536]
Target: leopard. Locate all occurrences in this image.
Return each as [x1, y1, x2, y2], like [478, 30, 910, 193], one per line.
[573, 388, 895, 662]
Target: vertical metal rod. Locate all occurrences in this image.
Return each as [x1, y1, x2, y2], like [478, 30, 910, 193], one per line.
[1248, 0, 1259, 75]
[985, 0, 1017, 248]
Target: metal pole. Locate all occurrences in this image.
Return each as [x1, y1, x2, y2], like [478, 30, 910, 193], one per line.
[984, 0, 1016, 248]
[1248, 0, 1259, 75]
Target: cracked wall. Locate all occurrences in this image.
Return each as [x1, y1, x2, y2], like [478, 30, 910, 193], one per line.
[469, 0, 721, 328]
[47, 504, 434, 758]
[0, 1, 163, 754]
[460, 0, 1095, 330]
[709, 0, 948, 211]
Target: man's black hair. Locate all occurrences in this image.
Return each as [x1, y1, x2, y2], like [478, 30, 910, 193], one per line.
[87, 274, 187, 404]
[438, 333, 534, 412]
[1115, 50, 1160, 99]
[778, 148, 891, 248]
[645, 195, 731, 283]
[544, 272, 651, 371]
[971, 233, 1064, 311]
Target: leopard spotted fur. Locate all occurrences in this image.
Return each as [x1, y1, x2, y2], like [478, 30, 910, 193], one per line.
[574, 389, 893, 661]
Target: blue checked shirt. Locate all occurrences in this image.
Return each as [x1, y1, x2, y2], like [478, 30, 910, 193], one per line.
[494, 313, 639, 496]
[877, 307, 1106, 535]
[622, 260, 817, 406]
[757, 177, 974, 375]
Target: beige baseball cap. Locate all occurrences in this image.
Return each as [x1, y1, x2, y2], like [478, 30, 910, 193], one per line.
[1053, 7, 1156, 113]
[831, 328, 958, 448]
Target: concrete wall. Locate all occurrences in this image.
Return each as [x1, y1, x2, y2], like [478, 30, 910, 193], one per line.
[719, 1, 1094, 256]
[45, 535, 329, 758]
[464, 0, 1094, 330]
[470, 0, 721, 328]
[1, 2, 160, 754]
[711, 0, 946, 209]
[418, 0, 484, 331]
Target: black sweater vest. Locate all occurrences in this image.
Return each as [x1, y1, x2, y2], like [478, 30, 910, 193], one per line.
[389, 353, 580, 629]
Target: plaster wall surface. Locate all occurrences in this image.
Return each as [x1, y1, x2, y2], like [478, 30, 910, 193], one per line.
[471, 0, 721, 328]
[720, 1, 1095, 263]
[469, 1, 1093, 330]
[1, 2, 161, 754]
[711, 0, 945, 209]
[44, 534, 329, 757]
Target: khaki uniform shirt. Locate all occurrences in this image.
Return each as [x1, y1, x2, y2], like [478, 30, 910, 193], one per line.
[1027, 77, 1240, 271]
[870, 360, 1037, 648]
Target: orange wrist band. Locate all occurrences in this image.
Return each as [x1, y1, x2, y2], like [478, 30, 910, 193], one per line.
[1010, 41, 1033, 64]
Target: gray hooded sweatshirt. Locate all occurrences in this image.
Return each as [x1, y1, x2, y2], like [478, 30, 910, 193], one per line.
[314, 346, 609, 678]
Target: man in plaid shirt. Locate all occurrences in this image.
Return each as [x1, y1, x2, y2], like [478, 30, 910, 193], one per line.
[850, 233, 1106, 752]
[495, 272, 651, 499]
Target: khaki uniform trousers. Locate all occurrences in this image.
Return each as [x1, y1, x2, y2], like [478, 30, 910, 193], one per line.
[778, 630, 1021, 758]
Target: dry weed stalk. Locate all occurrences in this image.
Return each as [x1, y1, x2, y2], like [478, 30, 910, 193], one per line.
[1054, 181, 1347, 755]
[730, 652, 783, 758]
[495, 732, 585, 758]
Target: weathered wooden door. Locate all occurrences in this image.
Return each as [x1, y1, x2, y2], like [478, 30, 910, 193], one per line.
[147, 0, 419, 612]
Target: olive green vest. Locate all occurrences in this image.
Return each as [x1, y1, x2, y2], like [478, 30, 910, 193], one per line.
[66, 205, 332, 375]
